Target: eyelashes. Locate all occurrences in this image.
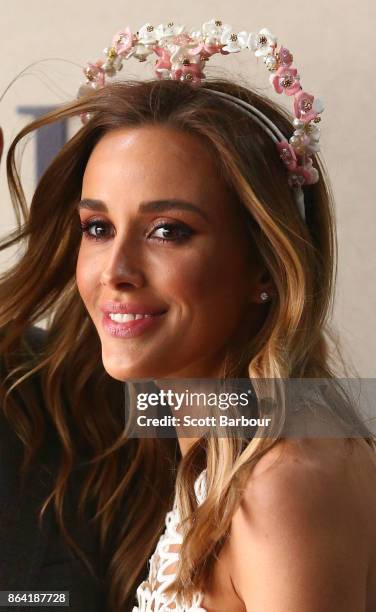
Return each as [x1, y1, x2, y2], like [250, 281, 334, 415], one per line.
[79, 218, 194, 244]
[79, 219, 112, 242]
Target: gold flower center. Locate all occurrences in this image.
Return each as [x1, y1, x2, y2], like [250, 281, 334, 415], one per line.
[281, 76, 293, 87]
[147, 25, 154, 32]
[85, 68, 94, 81]
[258, 35, 268, 46]
[215, 20, 222, 26]
[230, 33, 238, 42]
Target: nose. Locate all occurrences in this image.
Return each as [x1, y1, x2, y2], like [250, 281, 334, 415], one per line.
[100, 236, 145, 289]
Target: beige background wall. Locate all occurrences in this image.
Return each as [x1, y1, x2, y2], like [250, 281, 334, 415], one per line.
[1, 1, 375, 375]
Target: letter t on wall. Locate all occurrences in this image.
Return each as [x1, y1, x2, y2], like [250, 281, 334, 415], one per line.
[17, 106, 68, 183]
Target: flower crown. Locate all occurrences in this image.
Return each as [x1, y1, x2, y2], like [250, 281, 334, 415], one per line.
[78, 19, 324, 197]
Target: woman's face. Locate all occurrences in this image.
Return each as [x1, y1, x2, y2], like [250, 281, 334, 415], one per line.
[76, 125, 268, 380]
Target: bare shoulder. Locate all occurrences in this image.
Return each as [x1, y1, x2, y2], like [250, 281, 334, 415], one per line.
[244, 437, 376, 506]
[234, 438, 376, 537]
[227, 438, 376, 612]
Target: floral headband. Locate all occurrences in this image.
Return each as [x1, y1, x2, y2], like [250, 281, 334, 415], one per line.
[77, 19, 325, 221]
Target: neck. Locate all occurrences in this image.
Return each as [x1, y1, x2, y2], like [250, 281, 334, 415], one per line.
[154, 378, 216, 458]
[178, 436, 200, 457]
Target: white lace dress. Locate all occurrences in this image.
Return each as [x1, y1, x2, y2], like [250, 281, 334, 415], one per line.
[133, 470, 208, 611]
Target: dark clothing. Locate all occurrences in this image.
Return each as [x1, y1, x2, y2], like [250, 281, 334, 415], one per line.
[0, 327, 106, 611]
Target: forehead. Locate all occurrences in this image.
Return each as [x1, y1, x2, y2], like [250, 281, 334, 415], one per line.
[87, 122, 215, 157]
[82, 125, 229, 208]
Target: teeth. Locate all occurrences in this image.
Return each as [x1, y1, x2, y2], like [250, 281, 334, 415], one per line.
[109, 313, 154, 323]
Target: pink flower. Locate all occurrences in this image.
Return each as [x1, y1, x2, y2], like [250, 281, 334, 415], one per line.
[293, 90, 318, 123]
[154, 47, 172, 79]
[171, 62, 205, 85]
[287, 158, 319, 187]
[112, 27, 134, 56]
[83, 60, 105, 87]
[276, 141, 298, 171]
[298, 158, 319, 184]
[172, 32, 193, 47]
[287, 166, 312, 188]
[270, 66, 301, 96]
[204, 40, 225, 56]
[189, 40, 205, 55]
[190, 40, 222, 58]
[278, 46, 293, 67]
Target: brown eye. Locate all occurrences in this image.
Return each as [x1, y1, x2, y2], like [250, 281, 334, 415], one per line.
[80, 219, 113, 241]
[149, 222, 193, 244]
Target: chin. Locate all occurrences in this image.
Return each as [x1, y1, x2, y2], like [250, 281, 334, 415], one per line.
[102, 362, 152, 382]
[101, 353, 166, 381]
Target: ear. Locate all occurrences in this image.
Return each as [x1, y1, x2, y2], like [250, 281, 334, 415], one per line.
[249, 268, 275, 304]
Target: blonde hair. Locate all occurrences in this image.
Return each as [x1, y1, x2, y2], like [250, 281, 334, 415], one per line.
[1, 78, 374, 610]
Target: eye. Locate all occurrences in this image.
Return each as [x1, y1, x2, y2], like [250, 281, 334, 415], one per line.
[79, 218, 194, 244]
[80, 218, 113, 241]
[149, 221, 194, 244]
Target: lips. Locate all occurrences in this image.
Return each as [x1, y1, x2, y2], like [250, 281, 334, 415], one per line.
[100, 301, 168, 316]
[101, 308, 167, 339]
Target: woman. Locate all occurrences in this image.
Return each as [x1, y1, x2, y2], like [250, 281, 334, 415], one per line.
[1, 76, 376, 612]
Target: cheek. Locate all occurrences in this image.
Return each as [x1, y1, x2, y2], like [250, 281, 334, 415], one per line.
[161, 245, 219, 304]
[166, 243, 249, 318]
[75, 246, 100, 310]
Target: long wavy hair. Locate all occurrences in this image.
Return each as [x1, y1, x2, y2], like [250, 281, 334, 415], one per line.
[1, 77, 375, 610]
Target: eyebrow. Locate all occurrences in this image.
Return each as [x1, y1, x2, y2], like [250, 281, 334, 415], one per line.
[77, 198, 209, 221]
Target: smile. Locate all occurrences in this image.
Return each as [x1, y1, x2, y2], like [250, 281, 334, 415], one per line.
[102, 311, 167, 338]
[109, 313, 154, 322]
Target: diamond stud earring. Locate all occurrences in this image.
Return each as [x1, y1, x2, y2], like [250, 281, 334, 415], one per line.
[260, 291, 269, 301]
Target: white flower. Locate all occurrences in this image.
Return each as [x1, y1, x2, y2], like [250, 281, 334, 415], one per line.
[248, 28, 277, 57]
[113, 56, 123, 70]
[170, 44, 202, 66]
[102, 64, 116, 77]
[132, 42, 154, 61]
[159, 31, 199, 57]
[306, 124, 321, 153]
[306, 141, 321, 154]
[221, 29, 250, 53]
[307, 124, 321, 141]
[138, 22, 158, 46]
[189, 28, 203, 40]
[102, 47, 124, 71]
[154, 22, 186, 44]
[202, 18, 232, 41]
[313, 98, 325, 114]
[155, 67, 171, 79]
[292, 123, 321, 154]
[264, 54, 279, 71]
[77, 82, 99, 98]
